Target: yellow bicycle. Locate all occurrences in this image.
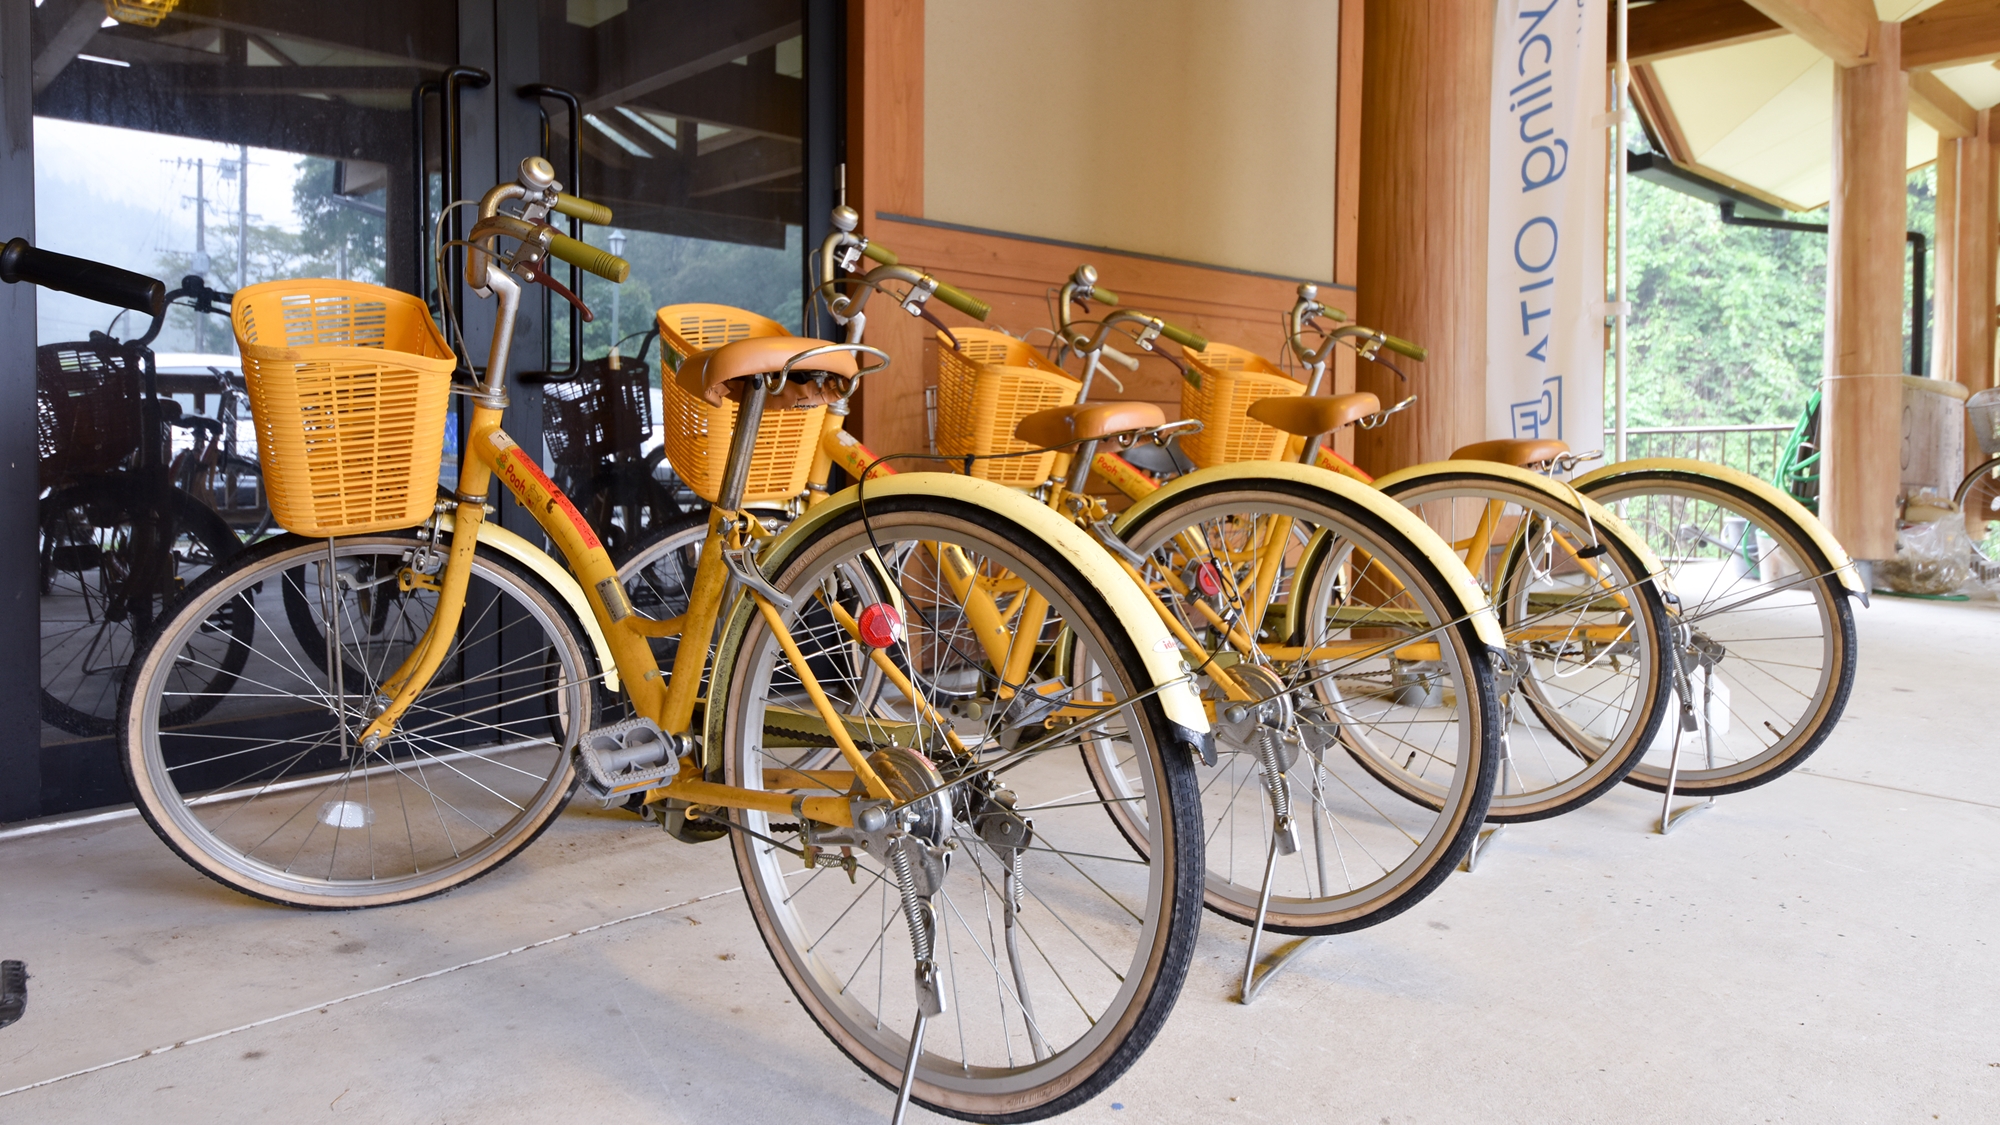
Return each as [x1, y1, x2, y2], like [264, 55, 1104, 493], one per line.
[118, 158, 1214, 1120]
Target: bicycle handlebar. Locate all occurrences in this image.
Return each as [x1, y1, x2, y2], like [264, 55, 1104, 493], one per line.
[1378, 334, 1426, 361]
[930, 279, 991, 321]
[1, 238, 165, 317]
[547, 231, 630, 282]
[552, 192, 612, 225]
[1086, 284, 1119, 307]
[1158, 321, 1206, 351]
[860, 241, 899, 267]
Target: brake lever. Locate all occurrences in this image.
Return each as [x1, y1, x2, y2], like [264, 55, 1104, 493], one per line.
[522, 262, 594, 323]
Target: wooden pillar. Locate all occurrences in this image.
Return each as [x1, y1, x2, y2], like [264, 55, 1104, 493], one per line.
[1331, 0, 1365, 464]
[1948, 111, 1996, 402]
[846, 0, 927, 456]
[1931, 132, 1957, 381]
[1353, 0, 1491, 474]
[1820, 21, 1905, 560]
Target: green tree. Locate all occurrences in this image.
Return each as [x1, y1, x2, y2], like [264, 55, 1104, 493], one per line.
[1622, 165, 1935, 429]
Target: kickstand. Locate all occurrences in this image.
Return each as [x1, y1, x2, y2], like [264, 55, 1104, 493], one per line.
[890, 1012, 929, 1125]
[1238, 835, 1325, 1004]
[1459, 823, 1506, 872]
[1656, 646, 1718, 835]
[1460, 729, 1512, 872]
[1656, 725, 1716, 834]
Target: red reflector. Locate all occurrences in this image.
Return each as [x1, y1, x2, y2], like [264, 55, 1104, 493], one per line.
[1193, 560, 1223, 598]
[856, 603, 904, 649]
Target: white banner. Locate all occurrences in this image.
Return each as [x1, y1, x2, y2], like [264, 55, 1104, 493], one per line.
[1489, 0, 1606, 449]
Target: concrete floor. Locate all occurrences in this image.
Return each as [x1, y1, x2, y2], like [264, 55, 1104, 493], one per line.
[2, 594, 1996, 1123]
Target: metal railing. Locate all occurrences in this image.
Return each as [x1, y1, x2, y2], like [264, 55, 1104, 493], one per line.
[1622, 423, 1794, 481]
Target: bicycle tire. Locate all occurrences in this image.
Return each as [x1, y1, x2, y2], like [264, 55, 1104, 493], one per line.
[1579, 467, 1858, 796]
[1954, 456, 2000, 578]
[713, 491, 1204, 1121]
[120, 531, 593, 908]
[40, 477, 247, 736]
[1107, 473, 1500, 936]
[1376, 469, 1673, 822]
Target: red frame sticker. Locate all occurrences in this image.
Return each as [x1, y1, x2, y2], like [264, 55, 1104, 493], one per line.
[500, 446, 601, 552]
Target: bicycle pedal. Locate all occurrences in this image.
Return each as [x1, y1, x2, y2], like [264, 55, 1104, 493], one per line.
[576, 717, 681, 805]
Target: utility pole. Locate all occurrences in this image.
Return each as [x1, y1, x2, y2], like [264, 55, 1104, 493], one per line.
[235, 143, 249, 289]
[177, 156, 211, 352]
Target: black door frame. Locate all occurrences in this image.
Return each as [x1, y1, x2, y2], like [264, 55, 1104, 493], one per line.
[0, 0, 842, 823]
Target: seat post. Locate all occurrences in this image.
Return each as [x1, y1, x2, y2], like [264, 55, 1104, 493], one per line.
[1065, 438, 1098, 497]
[715, 375, 771, 512]
[1296, 433, 1323, 467]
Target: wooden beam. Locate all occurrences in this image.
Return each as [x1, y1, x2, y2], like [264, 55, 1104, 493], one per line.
[1619, 0, 1784, 65]
[1743, 0, 1876, 66]
[1629, 62, 1694, 165]
[1901, 0, 2000, 71]
[1821, 19, 1907, 558]
[1910, 69, 1977, 138]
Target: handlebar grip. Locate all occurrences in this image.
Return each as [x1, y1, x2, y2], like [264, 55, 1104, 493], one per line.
[1159, 321, 1207, 351]
[546, 232, 630, 283]
[931, 280, 990, 322]
[1088, 285, 1119, 307]
[553, 193, 613, 225]
[1, 238, 165, 316]
[1381, 334, 1427, 361]
[861, 240, 900, 267]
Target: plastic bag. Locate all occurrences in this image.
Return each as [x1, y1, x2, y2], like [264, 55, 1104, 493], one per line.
[1877, 512, 1974, 595]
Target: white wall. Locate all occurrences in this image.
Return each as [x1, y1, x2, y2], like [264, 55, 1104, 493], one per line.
[923, 0, 1340, 281]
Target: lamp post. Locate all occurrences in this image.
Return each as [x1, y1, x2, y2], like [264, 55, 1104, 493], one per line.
[606, 228, 626, 356]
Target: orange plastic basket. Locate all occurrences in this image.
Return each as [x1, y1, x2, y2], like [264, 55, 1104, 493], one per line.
[932, 329, 1081, 487]
[655, 303, 825, 505]
[104, 1, 180, 28]
[1177, 341, 1305, 468]
[233, 280, 456, 537]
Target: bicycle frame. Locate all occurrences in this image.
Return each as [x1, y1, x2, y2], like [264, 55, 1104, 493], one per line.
[346, 177, 1214, 831]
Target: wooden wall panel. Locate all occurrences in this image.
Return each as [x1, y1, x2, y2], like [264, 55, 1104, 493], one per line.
[846, 0, 1365, 464]
[860, 215, 1342, 438]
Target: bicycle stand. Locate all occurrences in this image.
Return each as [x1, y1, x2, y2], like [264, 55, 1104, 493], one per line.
[1459, 732, 1516, 872]
[1654, 638, 1718, 836]
[1238, 833, 1329, 1004]
[1459, 824, 1507, 871]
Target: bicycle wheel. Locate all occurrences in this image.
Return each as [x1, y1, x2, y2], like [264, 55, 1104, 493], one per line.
[1955, 456, 2000, 580]
[1379, 470, 1672, 821]
[714, 490, 1204, 1120]
[614, 507, 712, 674]
[1104, 473, 1500, 935]
[1579, 466, 1858, 796]
[40, 477, 247, 736]
[120, 531, 594, 908]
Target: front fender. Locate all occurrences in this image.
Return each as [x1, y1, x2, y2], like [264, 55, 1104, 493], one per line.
[1572, 458, 1865, 597]
[1112, 460, 1505, 650]
[1374, 459, 1673, 599]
